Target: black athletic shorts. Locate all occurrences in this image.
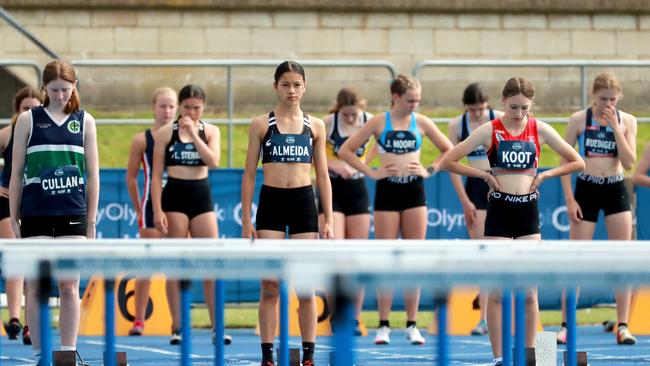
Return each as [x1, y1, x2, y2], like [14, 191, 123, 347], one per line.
[318, 175, 370, 216]
[162, 177, 214, 219]
[374, 176, 426, 212]
[465, 177, 490, 210]
[0, 196, 9, 221]
[574, 173, 630, 222]
[21, 215, 87, 237]
[256, 185, 319, 235]
[485, 191, 540, 238]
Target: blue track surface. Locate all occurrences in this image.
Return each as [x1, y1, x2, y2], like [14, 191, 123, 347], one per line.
[1, 326, 648, 365]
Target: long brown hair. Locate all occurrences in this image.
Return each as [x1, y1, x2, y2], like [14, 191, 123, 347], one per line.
[329, 88, 367, 114]
[42, 59, 80, 114]
[592, 72, 622, 96]
[10, 86, 43, 125]
[502, 77, 535, 99]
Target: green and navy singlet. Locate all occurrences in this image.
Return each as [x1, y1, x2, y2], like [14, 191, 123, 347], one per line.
[21, 106, 86, 216]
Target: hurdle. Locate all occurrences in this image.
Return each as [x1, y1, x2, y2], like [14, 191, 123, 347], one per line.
[4, 239, 650, 366]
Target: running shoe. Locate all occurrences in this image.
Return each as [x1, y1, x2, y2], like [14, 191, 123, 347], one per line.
[261, 361, 275, 366]
[22, 325, 31, 345]
[471, 319, 489, 336]
[211, 329, 233, 345]
[617, 326, 637, 345]
[602, 320, 616, 332]
[374, 325, 390, 345]
[494, 362, 503, 366]
[170, 327, 182, 345]
[128, 320, 144, 336]
[302, 360, 315, 366]
[556, 326, 567, 345]
[406, 324, 426, 345]
[6, 318, 22, 340]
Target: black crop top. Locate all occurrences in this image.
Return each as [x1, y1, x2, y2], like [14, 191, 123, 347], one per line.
[261, 111, 313, 164]
[165, 120, 208, 167]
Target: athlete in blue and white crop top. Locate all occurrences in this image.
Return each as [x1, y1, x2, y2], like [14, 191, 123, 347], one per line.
[377, 112, 422, 154]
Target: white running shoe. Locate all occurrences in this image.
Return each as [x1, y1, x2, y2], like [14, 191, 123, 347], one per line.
[406, 325, 426, 345]
[374, 325, 390, 345]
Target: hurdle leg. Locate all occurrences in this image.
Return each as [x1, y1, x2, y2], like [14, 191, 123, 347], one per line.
[566, 289, 577, 366]
[514, 289, 526, 366]
[180, 279, 192, 366]
[502, 289, 512, 366]
[331, 274, 354, 366]
[104, 279, 116, 366]
[214, 280, 225, 366]
[279, 280, 289, 366]
[38, 261, 52, 366]
[436, 295, 449, 366]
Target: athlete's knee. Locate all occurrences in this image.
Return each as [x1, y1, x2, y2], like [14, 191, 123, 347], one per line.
[261, 280, 279, 300]
[58, 282, 79, 299]
[525, 293, 537, 305]
[489, 293, 503, 304]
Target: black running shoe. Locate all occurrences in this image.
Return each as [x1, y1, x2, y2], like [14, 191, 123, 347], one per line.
[170, 327, 182, 345]
[603, 320, 616, 332]
[5, 318, 22, 340]
[22, 325, 31, 345]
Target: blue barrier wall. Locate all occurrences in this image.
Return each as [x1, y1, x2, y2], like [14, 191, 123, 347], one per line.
[92, 168, 640, 309]
[98, 169, 615, 240]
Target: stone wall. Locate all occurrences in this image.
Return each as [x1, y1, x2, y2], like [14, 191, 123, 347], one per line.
[1, 4, 650, 115]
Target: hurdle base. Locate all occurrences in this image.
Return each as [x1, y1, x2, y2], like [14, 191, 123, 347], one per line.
[52, 351, 76, 366]
[276, 347, 301, 366]
[103, 351, 128, 366]
[563, 351, 588, 366]
[526, 347, 537, 366]
[329, 351, 356, 366]
[511, 348, 537, 366]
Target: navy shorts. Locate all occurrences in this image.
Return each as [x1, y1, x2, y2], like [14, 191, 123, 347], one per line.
[138, 195, 155, 229]
[465, 177, 489, 210]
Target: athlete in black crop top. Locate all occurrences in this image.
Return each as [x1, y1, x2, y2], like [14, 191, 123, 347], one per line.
[241, 61, 332, 366]
[559, 73, 638, 346]
[150, 85, 232, 346]
[165, 120, 209, 166]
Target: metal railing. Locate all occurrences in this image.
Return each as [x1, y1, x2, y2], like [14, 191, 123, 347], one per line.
[4, 117, 650, 126]
[69, 59, 398, 167]
[0, 59, 42, 86]
[413, 59, 650, 108]
[0, 6, 59, 59]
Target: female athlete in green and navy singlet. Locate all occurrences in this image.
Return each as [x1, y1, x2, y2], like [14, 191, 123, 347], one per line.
[9, 59, 100, 364]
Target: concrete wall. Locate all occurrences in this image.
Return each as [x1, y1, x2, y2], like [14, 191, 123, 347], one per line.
[1, 3, 650, 115]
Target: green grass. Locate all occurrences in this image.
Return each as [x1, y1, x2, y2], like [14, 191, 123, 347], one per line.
[3, 306, 615, 329]
[95, 110, 650, 169]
